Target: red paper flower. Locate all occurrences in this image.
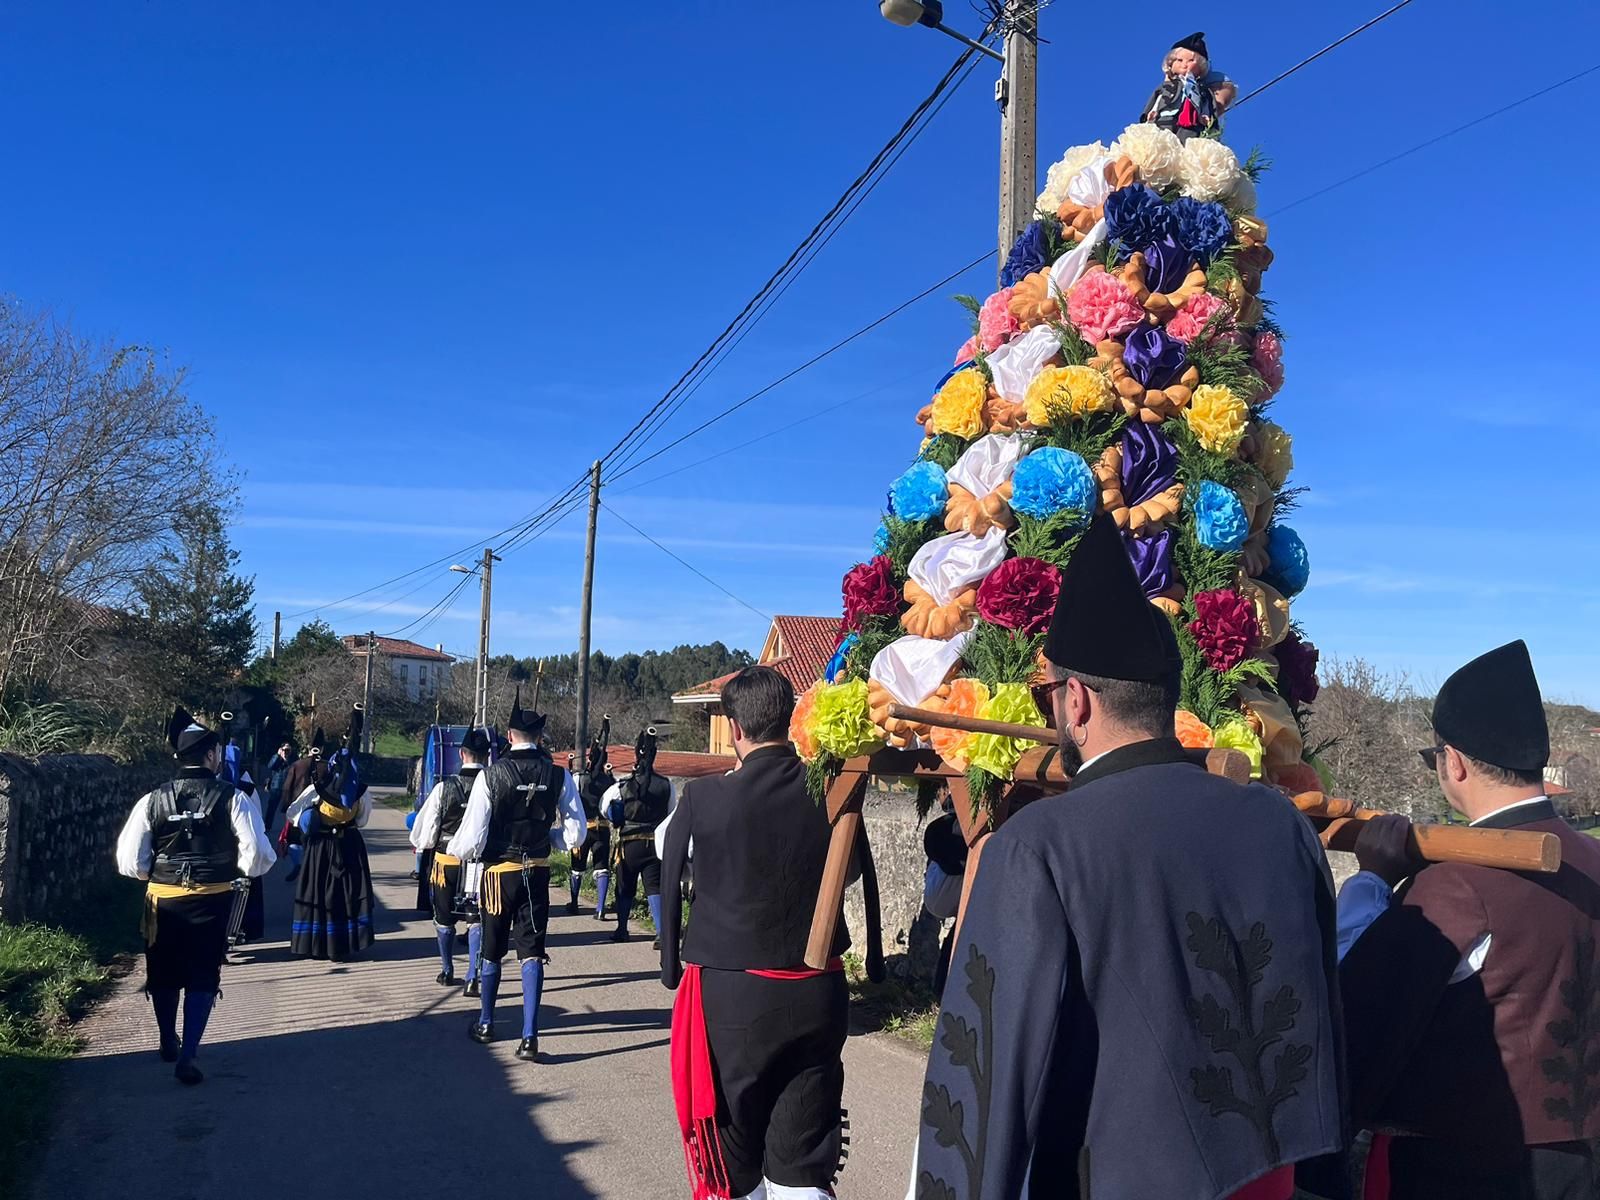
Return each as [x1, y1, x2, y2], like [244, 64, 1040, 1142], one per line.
[1275, 629, 1321, 707]
[975, 556, 1061, 635]
[1188, 588, 1259, 672]
[841, 556, 901, 632]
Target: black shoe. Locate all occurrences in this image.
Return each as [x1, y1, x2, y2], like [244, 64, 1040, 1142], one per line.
[564, 898, 579, 915]
[436, 971, 455, 986]
[611, 925, 630, 943]
[468, 1021, 494, 1044]
[408, 870, 420, 881]
[652, 937, 661, 951]
[463, 979, 480, 999]
[515, 1036, 539, 1062]
[174, 1059, 204, 1086]
[158, 1036, 179, 1063]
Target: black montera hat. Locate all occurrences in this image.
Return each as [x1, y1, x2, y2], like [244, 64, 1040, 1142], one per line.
[1172, 31, 1208, 58]
[459, 727, 492, 758]
[1044, 512, 1181, 685]
[1432, 640, 1549, 772]
[166, 707, 219, 758]
[507, 685, 546, 737]
[310, 726, 327, 753]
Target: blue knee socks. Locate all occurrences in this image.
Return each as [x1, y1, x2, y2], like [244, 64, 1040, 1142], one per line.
[434, 925, 454, 975]
[569, 870, 581, 904]
[180, 990, 214, 1062]
[479, 960, 501, 1027]
[646, 893, 663, 934]
[151, 988, 179, 1045]
[594, 870, 610, 917]
[520, 960, 545, 1040]
[465, 924, 482, 983]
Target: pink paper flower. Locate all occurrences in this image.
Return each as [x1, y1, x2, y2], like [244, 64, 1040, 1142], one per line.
[1252, 330, 1285, 396]
[979, 288, 1020, 352]
[1166, 291, 1238, 345]
[1067, 271, 1143, 345]
[954, 335, 978, 365]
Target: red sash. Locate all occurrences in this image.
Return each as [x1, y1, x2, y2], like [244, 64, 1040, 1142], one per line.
[1229, 1165, 1294, 1200]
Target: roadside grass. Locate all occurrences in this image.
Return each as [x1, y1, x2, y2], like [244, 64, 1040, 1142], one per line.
[0, 882, 143, 1191]
[375, 790, 416, 812]
[844, 951, 938, 1051]
[372, 729, 423, 758]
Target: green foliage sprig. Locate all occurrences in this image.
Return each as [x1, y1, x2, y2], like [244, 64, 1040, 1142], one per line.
[805, 752, 842, 806]
[1177, 617, 1276, 729]
[1009, 510, 1086, 571]
[919, 434, 966, 472]
[1241, 146, 1273, 182]
[1172, 520, 1243, 616]
[963, 620, 1044, 688]
[843, 613, 903, 681]
[953, 294, 982, 338]
[1038, 410, 1126, 465]
[1186, 315, 1264, 399]
[1204, 247, 1240, 292]
[1047, 315, 1094, 367]
[881, 515, 943, 584]
[965, 764, 1000, 820]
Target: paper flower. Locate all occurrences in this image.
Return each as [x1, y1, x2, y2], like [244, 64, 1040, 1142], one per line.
[968, 681, 1046, 779]
[890, 461, 948, 522]
[1067, 271, 1144, 344]
[1188, 588, 1259, 672]
[1038, 141, 1109, 213]
[979, 288, 1020, 352]
[1193, 480, 1250, 552]
[931, 369, 988, 440]
[931, 677, 990, 769]
[1252, 420, 1294, 489]
[1178, 137, 1243, 203]
[1213, 718, 1264, 778]
[976, 556, 1061, 635]
[1109, 123, 1183, 190]
[841, 556, 901, 632]
[1175, 708, 1215, 749]
[823, 632, 858, 685]
[954, 335, 978, 366]
[1230, 173, 1259, 215]
[811, 679, 882, 760]
[1252, 330, 1284, 396]
[1024, 364, 1115, 426]
[1001, 222, 1053, 289]
[790, 682, 822, 760]
[1010, 447, 1097, 521]
[1171, 197, 1233, 268]
[873, 523, 890, 555]
[1103, 185, 1178, 259]
[1165, 291, 1235, 344]
[1263, 525, 1310, 597]
[1275, 628, 1321, 707]
[1183, 384, 1249, 455]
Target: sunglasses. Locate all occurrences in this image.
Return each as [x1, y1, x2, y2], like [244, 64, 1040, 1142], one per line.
[1418, 743, 1446, 770]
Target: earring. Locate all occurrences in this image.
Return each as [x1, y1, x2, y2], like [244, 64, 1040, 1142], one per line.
[1071, 725, 1089, 748]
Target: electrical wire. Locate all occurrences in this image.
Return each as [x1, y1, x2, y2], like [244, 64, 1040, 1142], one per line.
[382, 570, 475, 639]
[1231, 0, 1418, 108]
[601, 501, 771, 623]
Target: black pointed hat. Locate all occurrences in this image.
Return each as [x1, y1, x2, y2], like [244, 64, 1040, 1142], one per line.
[1432, 640, 1549, 772]
[166, 706, 218, 757]
[507, 685, 546, 737]
[459, 727, 492, 759]
[1044, 512, 1181, 684]
[1172, 31, 1208, 58]
[310, 726, 327, 754]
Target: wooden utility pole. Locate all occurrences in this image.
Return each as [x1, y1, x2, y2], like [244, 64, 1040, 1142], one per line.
[474, 547, 499, 728]
[271, 611, 281, 660]
[361, 631, 375, 754]
[574, 460, 602, 777]
[996, 0, 1037, 282]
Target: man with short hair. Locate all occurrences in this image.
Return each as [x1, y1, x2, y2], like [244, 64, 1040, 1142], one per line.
[913, 513, 1343, 1199]
[410, 727, 490, 990]
[661, 665, 850, 1200]
[1338, 641, 1600, 1197]
[115, 708, 276, 1085]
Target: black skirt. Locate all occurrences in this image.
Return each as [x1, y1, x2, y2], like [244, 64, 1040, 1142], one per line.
[290, 827, 376, 960]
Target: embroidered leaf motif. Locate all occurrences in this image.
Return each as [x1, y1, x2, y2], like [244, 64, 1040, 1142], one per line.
[942, 1015, 980, 1072]
[916, 1174, 959, 1200]
[1183, 910, 1311, 1163]
[922, 1082, 967, 1149]
[921, 943, 997, 1199]
[1540, 936, 1600, 1137]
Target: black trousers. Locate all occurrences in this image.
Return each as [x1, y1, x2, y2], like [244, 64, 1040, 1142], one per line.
[570, 824, 611, 874]
[430, 860, 470, 927]
[701, 967, 848, 1195]
[1385, 1135, 1600, 1200]
[145, 891, 233, 994]
[614, 837, 661, 921]
[480, 865, 549, 962]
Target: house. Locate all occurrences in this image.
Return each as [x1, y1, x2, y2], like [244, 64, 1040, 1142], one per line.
[342, 635, 454, 703]
[671, 615, 840, 755]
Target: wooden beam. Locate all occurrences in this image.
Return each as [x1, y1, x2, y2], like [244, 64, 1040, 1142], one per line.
[804, 807, 863, 970]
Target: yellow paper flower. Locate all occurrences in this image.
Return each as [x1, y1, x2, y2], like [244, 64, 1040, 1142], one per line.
[1024, 364, 1115, 427]
[931, 369, 987, 440]
[1254, 420, 1294, 488]
[930, 678, 990, 770]
[1212, 719, 1264, 779]
[1184, 384, 1249, 455]
[810, 679, 882, 761]
[790, 682, 822, 761]
[968, 682, 1046, 779]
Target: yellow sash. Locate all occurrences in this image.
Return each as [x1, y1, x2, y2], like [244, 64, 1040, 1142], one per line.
[429, 852, 461, 889]
[142, 880, 233, 946]
[481, 858, 548, 918]
[317, 800, 358, 826]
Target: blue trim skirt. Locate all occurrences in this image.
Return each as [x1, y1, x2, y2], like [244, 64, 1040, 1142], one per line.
[289, 827, 375, 961]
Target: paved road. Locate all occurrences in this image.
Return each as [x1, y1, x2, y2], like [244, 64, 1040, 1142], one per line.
[30, 803, 924, 1199]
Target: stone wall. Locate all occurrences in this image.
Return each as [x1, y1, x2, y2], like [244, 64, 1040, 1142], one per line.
[0, 754, 167, 923]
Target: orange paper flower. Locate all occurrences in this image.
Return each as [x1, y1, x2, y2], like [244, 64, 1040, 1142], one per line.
[930, 678, 990, 770]
[1175, 709, 1214, 749]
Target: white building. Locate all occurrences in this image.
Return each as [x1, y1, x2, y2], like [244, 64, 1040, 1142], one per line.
[342, 635, 454, 703]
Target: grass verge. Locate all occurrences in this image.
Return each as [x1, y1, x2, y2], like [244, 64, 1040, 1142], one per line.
[844, 951, 939, 1050]
[375, 791, 417, 812]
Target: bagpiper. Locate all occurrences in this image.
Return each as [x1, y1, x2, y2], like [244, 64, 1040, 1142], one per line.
[604, 725, 674, 945]
[566, 716, 615, 920]
[410, 726, 490, 990]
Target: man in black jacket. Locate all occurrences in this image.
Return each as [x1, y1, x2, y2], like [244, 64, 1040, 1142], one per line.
[660, 666, 847, 1200]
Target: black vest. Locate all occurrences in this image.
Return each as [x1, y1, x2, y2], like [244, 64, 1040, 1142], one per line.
[619, 768, 672, 838]
[148, 771, 240, 886]
[579, 771, 611, 821]
[481, 749, 560, 863]
[434, 766, 480, 847]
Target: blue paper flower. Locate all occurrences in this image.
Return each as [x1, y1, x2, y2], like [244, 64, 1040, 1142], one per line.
[1263, 524, 1310, 597]
[1192, 480, 1249, 552]
[889, 461, 948, 523]
[872, 522, 890, 555]
[1171, 197, 1233, 268]
[1010, 448, 1095, 522]
[1104, 185, 1178, 263]
[1001, 220, 1052, 288]
[823, 632, 858, 684]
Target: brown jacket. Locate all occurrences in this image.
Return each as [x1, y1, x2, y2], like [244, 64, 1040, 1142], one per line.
[1341, 799, 1600, 1169]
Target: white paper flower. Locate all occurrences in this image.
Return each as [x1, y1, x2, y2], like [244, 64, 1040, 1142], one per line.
[1178, 137, 1243, 203]
[1037, 140, 1108, 214]
[1108, 123, 1183, 190]
[1228, 171, 1258, 215]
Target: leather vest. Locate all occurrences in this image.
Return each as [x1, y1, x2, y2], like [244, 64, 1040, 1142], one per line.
[435, 768, 479, 847]
[619, 769, 672, 838]
[481, 749, 559, 863]
[148, 772, 240, 886]
[579, 771, 611, 821]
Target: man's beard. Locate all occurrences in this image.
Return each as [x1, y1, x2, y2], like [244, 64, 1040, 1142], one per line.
[1057, 733, 1084, 779]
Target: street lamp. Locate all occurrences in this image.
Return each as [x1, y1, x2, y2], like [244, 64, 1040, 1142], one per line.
[880, 0, 1036, 283]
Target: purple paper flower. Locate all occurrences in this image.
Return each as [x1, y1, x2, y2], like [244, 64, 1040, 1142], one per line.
[1001, 221, 1052, 288]
[1171, 197, 1233, 268]
[1104, 185, 1178, 263]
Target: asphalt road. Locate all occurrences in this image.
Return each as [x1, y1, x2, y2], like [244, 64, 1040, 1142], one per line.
[29, 801, 925, 1199]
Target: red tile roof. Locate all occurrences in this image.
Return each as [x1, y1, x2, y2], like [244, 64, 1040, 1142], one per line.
[342, 635, 454, 662]
[672, 616, 842, 702]
[551, 747, 737, 780]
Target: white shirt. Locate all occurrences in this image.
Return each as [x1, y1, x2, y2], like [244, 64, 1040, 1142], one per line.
[446, 744, 586, 860]
[409, 768, 482, 853]
[114, 777, 277, 881]
[284, 782, 372, 831]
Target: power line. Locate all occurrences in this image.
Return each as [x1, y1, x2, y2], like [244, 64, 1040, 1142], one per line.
[601, 501, 771, 623]
[382, 570, 475, 639]
[1232, 0, 1418, 108]
[1269, 62, 1600, 217]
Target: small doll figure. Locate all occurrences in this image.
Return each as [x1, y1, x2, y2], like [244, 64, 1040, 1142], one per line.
[1141, 32, 1235, 140]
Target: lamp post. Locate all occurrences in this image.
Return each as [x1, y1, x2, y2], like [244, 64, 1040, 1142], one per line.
[879, 0, 1036, 283]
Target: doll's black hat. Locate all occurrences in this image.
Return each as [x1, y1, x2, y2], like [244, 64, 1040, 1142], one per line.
[1432, 640, 1549, 772]
[1172, 32, 1208, 58]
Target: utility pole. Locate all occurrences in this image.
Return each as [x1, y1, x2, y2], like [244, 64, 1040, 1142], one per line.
[271, 611, 281, 660]
[361, 631, 375, 755]
[574, 460, 602, 779]
[474, 547, 499, 729]
[996, 0, 1037, 282]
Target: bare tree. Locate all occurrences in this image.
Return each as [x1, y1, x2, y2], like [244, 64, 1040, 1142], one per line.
[1303, 656, 1445, 820]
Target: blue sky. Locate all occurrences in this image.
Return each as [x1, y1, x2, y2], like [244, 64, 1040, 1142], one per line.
[5, 1, 1598, 704]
